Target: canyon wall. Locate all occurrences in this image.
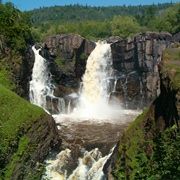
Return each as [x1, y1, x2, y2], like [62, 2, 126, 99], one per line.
[0, 85, 60, 180]
[36, 32, 177, 109]
[104, 46, 180, 179]
[1, 32, 179, 109]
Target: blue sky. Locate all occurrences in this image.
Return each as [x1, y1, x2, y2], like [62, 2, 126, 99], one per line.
[3, 0, 180, 11]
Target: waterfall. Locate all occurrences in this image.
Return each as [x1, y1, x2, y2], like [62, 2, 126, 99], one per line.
[29, 42, 122, 118]
[73, 41, 121, 119]
[112, 79, 117, 92]
[29, 46, 65, 114]
[30, 42, 141, 180]
[80, 41, 112, 104]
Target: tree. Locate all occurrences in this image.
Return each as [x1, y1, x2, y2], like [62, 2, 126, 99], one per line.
[162, 3, 180, 34]
[135, 126, 180, 179]
[111, 16, 141, 38]
[145, 5, 157, 23]
[0, 2, 32, 53]
[146, 3, 180, 34]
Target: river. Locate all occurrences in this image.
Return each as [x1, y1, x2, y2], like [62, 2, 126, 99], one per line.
[29, 41, 141, 179]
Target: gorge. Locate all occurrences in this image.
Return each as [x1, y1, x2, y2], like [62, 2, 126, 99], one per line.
[30, 41, 141, 179]
[0, 31, 179, 179]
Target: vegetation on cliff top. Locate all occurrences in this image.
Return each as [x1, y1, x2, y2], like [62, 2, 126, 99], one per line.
[29, 3, 180, 41]
[0, 2, 33, 94]
[162, 47, 180, 90]
[112, 47, 180, 179]
[0, 2, 32, 53]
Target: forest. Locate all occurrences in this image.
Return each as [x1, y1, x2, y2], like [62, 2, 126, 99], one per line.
[28, 2, 180, 41]
[0, 2, 179, 46]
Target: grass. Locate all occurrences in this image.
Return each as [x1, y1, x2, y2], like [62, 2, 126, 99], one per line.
[162, 48, 180, 90]
[0, 84, 44, 141]
[4, 135, 31, 179]
[0, 83, 45, 178]
[0, 58, 16, 90]
[113, 47, 180, 179]
[114, 108, 149, 179]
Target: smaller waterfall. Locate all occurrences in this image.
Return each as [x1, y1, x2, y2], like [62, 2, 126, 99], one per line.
[29, 46, 65, 114]
[112, 79, 117, 92]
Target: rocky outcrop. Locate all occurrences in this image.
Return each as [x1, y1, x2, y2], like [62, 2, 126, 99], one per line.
[39, 32, 177, 110]
[1, 32, 177, 108]
[105, 47, 180, 179]
[110, 32, 173, 108]
[11, 114, 60, 180]
[0, 85, 60, 180]
[0, 45, 35, 100]
[43, 33, 96, 82]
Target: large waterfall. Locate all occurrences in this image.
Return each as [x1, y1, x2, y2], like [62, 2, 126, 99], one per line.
[30, 42, 141, 180]
[80, 41, 112, 104]
[72, 41, 122, 119]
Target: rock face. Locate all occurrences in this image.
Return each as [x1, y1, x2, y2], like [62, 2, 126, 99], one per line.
[0, 84, 60, 180]
[3, 32, 176, 109]
[43, 33, 96, 83]
[38, 32, 175, 110]
[110, 32, 173, 108]
[11, 114, 60, 180]
[104, 47, 180, 179]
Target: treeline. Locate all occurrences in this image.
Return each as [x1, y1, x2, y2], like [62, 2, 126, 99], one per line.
[29, 3, 173, 25]
[30, 3, 180, 42]
[0, 2, 179, 52]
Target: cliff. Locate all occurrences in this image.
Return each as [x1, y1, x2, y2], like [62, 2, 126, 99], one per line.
[106, 46, 180, 179]
[39, 32, 178, 110]
[0, 84, 60, 180]
[1, 32, 177, 110]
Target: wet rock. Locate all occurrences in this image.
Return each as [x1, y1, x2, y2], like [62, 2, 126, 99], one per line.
[110, 32, 173, 107]
[106, 47, 180, 179]
[24, 32, 176, 111]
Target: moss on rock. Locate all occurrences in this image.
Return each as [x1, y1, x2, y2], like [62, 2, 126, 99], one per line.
[110, 47, 180, 179]
[0, 84, 59, 180]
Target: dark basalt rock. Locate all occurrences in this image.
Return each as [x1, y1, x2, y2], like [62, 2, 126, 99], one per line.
[104, 47, 180, 179]
[5, 32, 176, 110]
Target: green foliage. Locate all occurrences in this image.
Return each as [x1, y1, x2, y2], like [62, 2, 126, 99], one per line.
[80, 53, 88, 60]
[0, 83, 45, 178]
[146, 3, 180, 34]
[113, 108, 149, 179]
[161, 3, 180, 34]
[134, 125, 180, 179]
[0, 2, 32, 53]
[54, 57, 66, 67]
[29, 3, 174, 26]
[0, 58, 16, 89]
[114, 107, 180, 180]
[28, 3, 177, 41]
[3, 135, 31, 179]
[0, 66, 15, 89]
[162, 48, 180, 90]
[111, 16, 141, 38]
